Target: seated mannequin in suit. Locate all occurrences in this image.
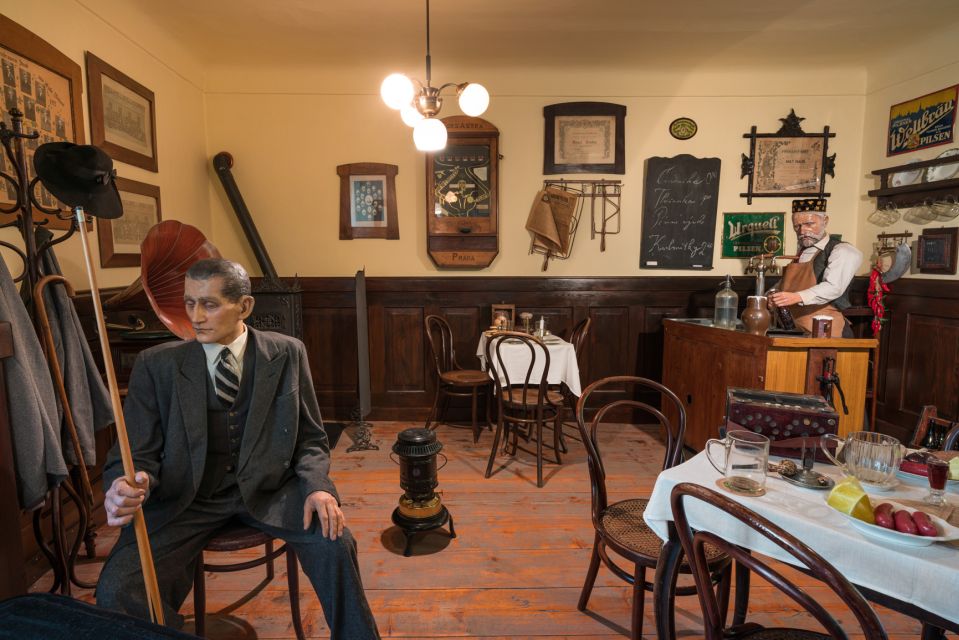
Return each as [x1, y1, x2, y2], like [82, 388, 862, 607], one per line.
[96, 258, 380, 639]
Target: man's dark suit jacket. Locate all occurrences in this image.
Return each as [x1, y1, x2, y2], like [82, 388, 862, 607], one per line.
[103, 327, 337, 546]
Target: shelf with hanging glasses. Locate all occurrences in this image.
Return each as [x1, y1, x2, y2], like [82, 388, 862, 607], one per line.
[868, 154, 959, 224]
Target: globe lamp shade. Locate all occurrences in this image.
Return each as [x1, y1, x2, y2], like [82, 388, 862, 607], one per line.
[381, 73, 415, 110]
[413, 118, 448, 151]
[458, 83, 489, 117]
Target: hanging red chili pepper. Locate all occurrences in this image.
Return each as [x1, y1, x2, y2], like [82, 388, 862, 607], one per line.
[867, 265, 890, 337]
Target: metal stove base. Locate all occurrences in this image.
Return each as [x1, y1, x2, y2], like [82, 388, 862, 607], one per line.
[391, 506, 456, 557]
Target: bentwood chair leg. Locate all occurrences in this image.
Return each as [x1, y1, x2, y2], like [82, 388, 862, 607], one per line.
[425, 385, 442, 429]
[632, 564, 646, 640]
[265, 540, 275, 580]
[485, 416, 505, 478]
[193, 556, 207, 637]
[553, 410, 563, 465]
[536, 418, 544, 488]
[716, 563, 732, 628]
[471, 387, 480, 443]
[733, 558, 751, 626]
[286, 547, 305, 640]
[577, 534, 602, 611]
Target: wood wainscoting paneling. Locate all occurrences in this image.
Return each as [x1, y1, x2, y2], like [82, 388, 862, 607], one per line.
[873, 278, 959, 443]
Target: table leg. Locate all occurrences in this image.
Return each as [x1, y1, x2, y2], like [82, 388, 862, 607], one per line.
[733, 557, 750, 626]
[653, 525, 683, 640]
[920, 624, 946, 640]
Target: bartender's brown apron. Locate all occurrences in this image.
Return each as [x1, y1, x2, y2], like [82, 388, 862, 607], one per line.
[776, 253, 847, 337]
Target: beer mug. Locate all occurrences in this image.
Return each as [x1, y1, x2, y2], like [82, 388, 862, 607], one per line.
[705, 430, 770, 495]
[821, 431, 901, 487]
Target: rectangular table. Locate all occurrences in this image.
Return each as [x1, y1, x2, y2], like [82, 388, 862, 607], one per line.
[644, 452, 959, 638]
[476, 333, 582, 396]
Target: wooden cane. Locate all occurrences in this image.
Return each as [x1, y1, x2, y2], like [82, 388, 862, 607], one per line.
[74, 207, 165, 624]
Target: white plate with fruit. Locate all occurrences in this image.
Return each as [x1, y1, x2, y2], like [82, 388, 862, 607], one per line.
[826, 478, 959, 547]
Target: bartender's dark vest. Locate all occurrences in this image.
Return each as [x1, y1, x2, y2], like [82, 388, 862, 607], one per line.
[197, 340, 256, 497]
[811, 237, 853, 311]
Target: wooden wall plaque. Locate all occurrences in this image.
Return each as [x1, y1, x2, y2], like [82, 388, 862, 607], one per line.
[426, 116, 499, 269]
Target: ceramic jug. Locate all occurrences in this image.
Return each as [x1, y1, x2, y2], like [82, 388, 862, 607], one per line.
[741, 295, 771, 335]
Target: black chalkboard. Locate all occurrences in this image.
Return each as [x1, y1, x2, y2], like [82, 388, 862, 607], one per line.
[639, 154, 721, 269]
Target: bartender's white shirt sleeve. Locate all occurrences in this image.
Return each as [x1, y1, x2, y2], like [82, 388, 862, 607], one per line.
[798, 243, 863, 306]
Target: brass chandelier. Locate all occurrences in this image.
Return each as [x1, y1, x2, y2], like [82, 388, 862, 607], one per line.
[380, 0, 489, 151]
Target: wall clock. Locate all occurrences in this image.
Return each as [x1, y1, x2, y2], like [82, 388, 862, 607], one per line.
[426, 116, 499, 269]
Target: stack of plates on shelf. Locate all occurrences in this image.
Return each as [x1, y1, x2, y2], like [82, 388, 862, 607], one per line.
[890, 160, 923, 187]
[924, 148, 959, 182]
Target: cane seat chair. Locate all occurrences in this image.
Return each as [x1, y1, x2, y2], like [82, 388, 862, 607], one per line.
[484, 331, 564, 488]
[193, 520, 304, 640]
[424, 315, 492, 442]
[556, 317, 591, 453]
[575, 376, 732, 640]
[670, 482, 888, 640]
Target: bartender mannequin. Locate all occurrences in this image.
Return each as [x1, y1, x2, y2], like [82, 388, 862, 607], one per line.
[768, 199, 862, 337]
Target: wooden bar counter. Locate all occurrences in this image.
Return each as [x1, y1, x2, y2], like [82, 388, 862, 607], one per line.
[662, 318, 877, 451]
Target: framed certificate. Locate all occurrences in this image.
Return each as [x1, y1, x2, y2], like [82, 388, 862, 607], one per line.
[543, 102, 626, 174]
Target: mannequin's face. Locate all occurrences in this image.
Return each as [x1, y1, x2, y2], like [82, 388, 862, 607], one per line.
[183, 276, 254, 345]
[792, 213, 828, 249]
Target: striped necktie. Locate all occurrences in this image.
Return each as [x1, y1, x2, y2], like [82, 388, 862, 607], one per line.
[214, 348, 240, 406]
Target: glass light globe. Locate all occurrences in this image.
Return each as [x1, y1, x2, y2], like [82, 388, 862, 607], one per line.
[381, 73, 415, 110]
[413, 118, 447, 151]
[400, 103, 424, 127]
[458, 83, 489, 117]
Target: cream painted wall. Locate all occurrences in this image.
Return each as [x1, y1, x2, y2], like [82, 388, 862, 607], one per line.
[0, 0, 209, 289]
[858, 23, 959, 281]
[204, 65, 867, 278]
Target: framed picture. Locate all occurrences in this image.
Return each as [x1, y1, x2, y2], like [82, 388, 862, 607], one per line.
[917, 227, 958, 275]
[336, 162, 398, 239]
[85, 52, 158, 171]
[490, 303, 515, 330]
[887, 85, 957, 156]
[543, 102, 626, 174]
[740, 109, 836, 204]
[0, 15, 85, 230]
[96, 177, 161, 267]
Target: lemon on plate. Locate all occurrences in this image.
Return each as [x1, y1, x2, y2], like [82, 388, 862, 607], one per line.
[827, 476, 875, 525]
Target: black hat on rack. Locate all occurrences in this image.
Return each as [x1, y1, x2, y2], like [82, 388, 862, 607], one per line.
[33, 142, 123, 219]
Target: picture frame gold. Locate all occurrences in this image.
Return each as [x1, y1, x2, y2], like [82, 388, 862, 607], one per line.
[543, 102, 626, 174]
[337, 162, 399, 240]
[85, 52, 158, 172]
[0, 14, 85, 230]
[97, 177, 161, 268]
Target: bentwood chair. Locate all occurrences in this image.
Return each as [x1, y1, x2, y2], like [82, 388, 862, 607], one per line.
[484, 331, 564, 488]
[424, 315, 492, 442]
[670, 483, 888, 640]
[909, 405, 959, 451]
[556, 317, 591, 453]
[575, 376, 732, 640]
[193, 520, 304, 640]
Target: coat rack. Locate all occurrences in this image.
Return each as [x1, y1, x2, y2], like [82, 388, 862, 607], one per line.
[0, 107, 95, 594]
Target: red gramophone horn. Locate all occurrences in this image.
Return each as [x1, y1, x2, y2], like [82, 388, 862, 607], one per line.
[140, 220, 220, 339]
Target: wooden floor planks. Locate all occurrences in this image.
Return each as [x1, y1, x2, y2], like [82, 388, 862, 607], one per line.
[30, 420, 935, 638]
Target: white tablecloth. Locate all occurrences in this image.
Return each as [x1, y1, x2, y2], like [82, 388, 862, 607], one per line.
[476, 334, 582, 396]
[643, 452, 959, 624]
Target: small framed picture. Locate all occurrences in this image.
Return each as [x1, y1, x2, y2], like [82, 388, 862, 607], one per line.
[917, 227, 958, 275]
[543, 102, 626, 174]
[490, 303, 515, 330]
[97, 177, 161, 268]
[337, 162, 399, 239]
[85, 52, 158, 172]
